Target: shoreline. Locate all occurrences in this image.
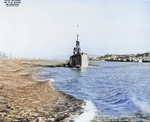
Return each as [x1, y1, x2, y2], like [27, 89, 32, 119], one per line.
[0, 59, 85, 122]
[90, 60, 150, 63]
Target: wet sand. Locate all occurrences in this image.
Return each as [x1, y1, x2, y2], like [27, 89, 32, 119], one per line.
[0, 59, 84, 122]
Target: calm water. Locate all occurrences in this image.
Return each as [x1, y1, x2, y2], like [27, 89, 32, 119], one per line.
[36, 61, 150, 121]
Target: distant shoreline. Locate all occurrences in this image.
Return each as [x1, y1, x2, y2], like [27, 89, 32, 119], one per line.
[90, 59, 150, 63]
[89, 52, 150, 63]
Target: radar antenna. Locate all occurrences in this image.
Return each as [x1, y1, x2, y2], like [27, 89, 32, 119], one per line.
[73, 25, 81, 54]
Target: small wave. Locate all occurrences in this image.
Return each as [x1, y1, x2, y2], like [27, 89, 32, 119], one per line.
[75, 100, 97, 122]
[88, 65, 103, 68]
[34, 78, 50, 82]
[132, 96, 150, 114]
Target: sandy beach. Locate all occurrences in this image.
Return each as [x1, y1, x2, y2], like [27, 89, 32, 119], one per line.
[0, 59, 84, 122]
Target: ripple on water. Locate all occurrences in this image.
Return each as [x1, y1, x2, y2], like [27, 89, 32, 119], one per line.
[36, 61, 150, 121]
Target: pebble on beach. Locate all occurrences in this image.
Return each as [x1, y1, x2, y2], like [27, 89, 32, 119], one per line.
[0, 59, 84, 122]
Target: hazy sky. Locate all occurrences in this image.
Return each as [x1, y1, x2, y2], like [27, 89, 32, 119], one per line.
[0, 0, 150, 59]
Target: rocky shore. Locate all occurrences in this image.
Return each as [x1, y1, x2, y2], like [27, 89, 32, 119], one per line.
[0, 59, 85, 122]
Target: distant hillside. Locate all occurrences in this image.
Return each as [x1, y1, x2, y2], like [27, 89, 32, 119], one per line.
[89, 52, 150, 62]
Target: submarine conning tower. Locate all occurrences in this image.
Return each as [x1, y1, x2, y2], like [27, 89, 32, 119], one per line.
[73, 34, 81, 55]
[69, 34, 89, 68]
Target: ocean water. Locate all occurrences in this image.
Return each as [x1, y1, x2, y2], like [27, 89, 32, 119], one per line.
[35, 61, 150, 121]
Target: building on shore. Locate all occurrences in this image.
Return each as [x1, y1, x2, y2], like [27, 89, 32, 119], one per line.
[0, 52, 7, 59]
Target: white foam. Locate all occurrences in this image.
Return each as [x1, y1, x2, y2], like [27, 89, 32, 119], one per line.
[135, 100, 150, 113]
[75, 100, 97, 122]
[132, 96, 150, 114]
[49, 78, 55, 82]
[88, 66, 103, 68]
